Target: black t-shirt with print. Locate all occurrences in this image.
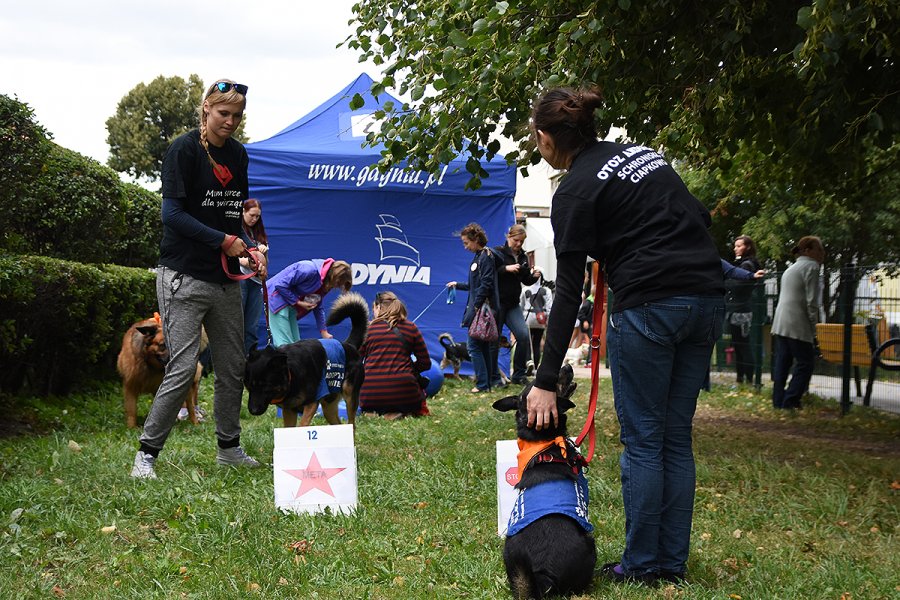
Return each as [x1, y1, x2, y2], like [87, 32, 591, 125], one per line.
[159, 129, 249, 284]
[551, 140, 723, 311]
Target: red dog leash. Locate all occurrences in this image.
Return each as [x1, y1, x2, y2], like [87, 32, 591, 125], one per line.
[220, 235, 264, 281]
[573, 267, 606, 464]
[221, 234, 274, 347]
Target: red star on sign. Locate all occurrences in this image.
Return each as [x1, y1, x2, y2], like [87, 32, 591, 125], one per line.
[283, 452, 346, 498]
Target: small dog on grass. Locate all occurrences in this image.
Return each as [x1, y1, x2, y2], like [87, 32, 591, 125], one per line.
[439, 332, 512, 383]
[492, 364, 596, 599]
[244, 292, 368, 427]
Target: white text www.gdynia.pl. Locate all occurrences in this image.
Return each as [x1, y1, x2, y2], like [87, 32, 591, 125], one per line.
[307, 163, 449, 190]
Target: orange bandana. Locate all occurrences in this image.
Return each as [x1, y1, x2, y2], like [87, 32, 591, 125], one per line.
[516, 436, 568, 478]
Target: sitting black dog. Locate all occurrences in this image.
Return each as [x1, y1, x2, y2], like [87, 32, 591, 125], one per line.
[245, 292, 368, 427]
[492, 364, 596, 599]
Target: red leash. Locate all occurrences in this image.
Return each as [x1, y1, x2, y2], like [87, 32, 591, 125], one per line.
[221, 234, 274, 347]
[220, 235, 264, 281]
[573, 267, 606, 464]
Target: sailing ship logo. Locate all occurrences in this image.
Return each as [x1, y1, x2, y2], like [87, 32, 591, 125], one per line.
[375, 214, 420, 266]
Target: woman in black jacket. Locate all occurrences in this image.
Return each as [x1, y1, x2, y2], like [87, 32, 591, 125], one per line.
[447, 223, 500, 393]
[726, 235, 761, 384]
[493, 224, 541, 384]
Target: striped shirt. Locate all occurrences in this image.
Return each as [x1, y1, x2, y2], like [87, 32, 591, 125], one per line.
[359, 320, 431, 414]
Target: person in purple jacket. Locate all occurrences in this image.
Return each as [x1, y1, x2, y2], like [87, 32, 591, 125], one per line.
[266, 259, 353, 346]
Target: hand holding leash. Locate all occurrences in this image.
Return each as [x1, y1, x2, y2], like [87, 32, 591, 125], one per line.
[221, 234, 247, 257]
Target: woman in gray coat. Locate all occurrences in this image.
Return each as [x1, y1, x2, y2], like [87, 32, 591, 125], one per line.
[770, 236, 825, 409]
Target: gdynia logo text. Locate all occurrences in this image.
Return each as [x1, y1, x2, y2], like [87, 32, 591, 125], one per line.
[351, 264, 431, 286]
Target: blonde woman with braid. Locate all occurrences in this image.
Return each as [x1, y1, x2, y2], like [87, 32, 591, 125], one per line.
[131, 79, 267, 479]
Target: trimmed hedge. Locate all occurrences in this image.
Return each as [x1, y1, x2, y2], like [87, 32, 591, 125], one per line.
[0, 255, 156, 395]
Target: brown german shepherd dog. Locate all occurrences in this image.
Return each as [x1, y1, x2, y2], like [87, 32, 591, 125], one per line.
[116, 313, 206, 428]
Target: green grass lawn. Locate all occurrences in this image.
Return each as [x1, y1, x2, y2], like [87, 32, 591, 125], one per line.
[1, 376, 897, 599]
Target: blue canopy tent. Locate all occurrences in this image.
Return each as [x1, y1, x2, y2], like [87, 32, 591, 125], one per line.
[245, 73, 516, 378]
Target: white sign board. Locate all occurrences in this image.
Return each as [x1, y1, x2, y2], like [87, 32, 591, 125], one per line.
[273, 424, 357, 515]
[496, 439, 520, 536]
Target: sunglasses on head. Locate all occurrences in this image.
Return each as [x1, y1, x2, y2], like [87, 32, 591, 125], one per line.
[209, 81, 248, 97]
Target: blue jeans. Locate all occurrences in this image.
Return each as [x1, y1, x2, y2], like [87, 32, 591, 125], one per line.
[498, 306, 531, 381]
[608, 295, 724, 576]
[240, 279, 264, 355]
[771, 335, 815, 409]
[467, 336, 497, 391]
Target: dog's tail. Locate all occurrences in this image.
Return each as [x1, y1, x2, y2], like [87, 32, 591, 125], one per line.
[438, 332, 455, 350]
[326, 292, 369, 349]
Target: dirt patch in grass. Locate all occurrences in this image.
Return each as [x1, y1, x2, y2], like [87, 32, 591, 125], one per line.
[695, 406, 900, 457]
[0, 397, 48, 438]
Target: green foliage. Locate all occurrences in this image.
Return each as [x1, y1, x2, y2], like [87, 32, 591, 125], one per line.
[0, 255, 156, 395]
[0, 94, 50, 245]
[346, 0, 899, 253]
[106, 74, 248, 182]
[1, 95, 162, 267]
[0, 379, 897, 598]
[5, 142, 162, 267]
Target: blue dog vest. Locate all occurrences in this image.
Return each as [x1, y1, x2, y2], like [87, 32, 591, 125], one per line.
[506, 471, 593, 537]
[315, 338, 346, 401]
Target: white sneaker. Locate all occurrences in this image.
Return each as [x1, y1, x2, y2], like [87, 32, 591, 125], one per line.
[525, 360, 536, 376]
[177, 407, 189, 421]
[216, 446, 261, 468]
[130, 450, 157, 479]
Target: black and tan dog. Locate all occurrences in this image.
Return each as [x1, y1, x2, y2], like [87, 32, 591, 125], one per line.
[492, 364, 596, 599]
[245, 292, 368, 427]
[438, 332, 471, 378]
[439, 332, 512, 383]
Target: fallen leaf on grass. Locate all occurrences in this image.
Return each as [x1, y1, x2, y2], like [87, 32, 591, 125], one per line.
[414, 501, 428, 509]
[732, 529, 742, 539]
[728, 595, 742, 600]
[890, 480, 900, 490]
[179, 566, 187, 575]
[869, 526, 880, 533]
[100, 525, 116, 534]
[67, 440, 81, 453]
[52, 586, 65, 597]
[278, 577, 288, 585]
[836, 521, 849, 527]
[700, 532, 712, 540]
[839, 593, 852, 600]
[247, 582, 260, 592]
[392, 576, 405, 586]
[288, 539, 311, 554]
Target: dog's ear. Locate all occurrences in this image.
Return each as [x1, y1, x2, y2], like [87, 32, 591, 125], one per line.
[492, 396, 519, 412]
[136, 325, 158, 337]
[557, 398, 576, 413]
[558, 380, 577, 401]
[269, 353, 288, 370]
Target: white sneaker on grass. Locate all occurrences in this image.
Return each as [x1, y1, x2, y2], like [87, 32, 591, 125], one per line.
[216, 446, 261, 468]
[130, 450, 157, 479]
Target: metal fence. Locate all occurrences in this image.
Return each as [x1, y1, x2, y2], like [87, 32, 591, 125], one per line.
[712, 264, 900, 414]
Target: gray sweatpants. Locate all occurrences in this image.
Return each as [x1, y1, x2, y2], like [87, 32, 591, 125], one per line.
[139, 266, 245, 452]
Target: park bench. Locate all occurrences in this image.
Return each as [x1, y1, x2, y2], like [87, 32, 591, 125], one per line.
[815, 322, 900, 406]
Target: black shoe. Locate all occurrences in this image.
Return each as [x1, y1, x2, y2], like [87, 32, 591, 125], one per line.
[599, 562, 658, 586]
[657, 571, 686, 584]
[509, 377, 531, 386]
